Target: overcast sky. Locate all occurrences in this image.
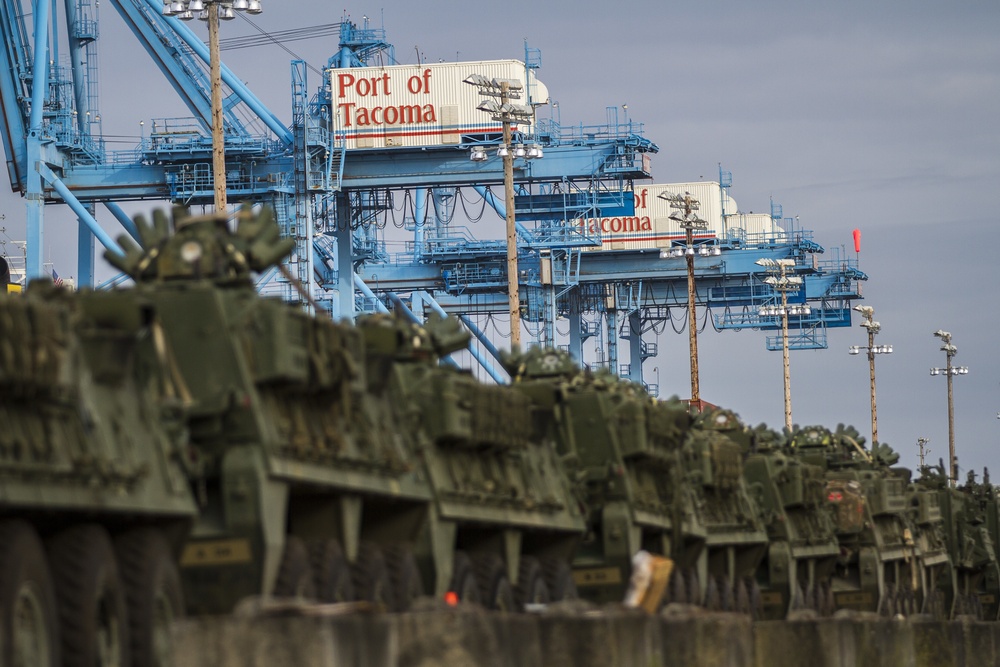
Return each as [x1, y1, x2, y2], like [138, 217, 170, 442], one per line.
[2, 1, 997, 474]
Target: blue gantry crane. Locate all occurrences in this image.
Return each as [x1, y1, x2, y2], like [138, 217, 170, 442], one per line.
[0, 3, 865, 392]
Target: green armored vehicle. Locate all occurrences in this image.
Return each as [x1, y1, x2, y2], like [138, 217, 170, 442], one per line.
[742, 425, 841, 618]
[683, 408, 769, 612]
[359, 315, 585, 609]
[793, 425, 939, 616]
[104, 206, 434, 615]
[504, 347, 714, 606]
[917, 464, 1000, 619]
[0, 279, 199, 666]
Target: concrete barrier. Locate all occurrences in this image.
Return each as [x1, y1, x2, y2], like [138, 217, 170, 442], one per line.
[170, 604, 1000, 667]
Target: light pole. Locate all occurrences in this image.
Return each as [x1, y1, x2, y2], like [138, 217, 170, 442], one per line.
[756, 258, 806, 432]
[848, 305, 893, 450]
[162, 1, 263, 213]
[930, 330, 968, 486]
[464, 75, 538, 349]
[658, 191, 717, 410]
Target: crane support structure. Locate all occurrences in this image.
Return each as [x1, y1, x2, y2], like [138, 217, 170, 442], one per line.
[0, 6, 866, 392]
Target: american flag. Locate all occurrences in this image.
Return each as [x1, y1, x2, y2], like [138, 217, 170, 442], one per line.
[51, 268, 63, 287]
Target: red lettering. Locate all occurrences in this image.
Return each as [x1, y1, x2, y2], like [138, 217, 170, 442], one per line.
[337, 73, 355, 98]
[337, 102, 356, 127]
[338, 72, 391, 98]
[407, 69, 433, 94]
[635, 188, 648, 210]
[339, 103, 438, 129]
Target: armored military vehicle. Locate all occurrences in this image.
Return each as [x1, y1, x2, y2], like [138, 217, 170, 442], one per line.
[0, 275, 199, 666]
[100, 205, 436, 616]
[504, 348, 772, 612]
[742, 425, 841, 618]
[682, 408, 769, 612]
[359, 314, 585, 609]
[793, 425, 938, 616]
[916, 464, 1000, 620]
[502, 347, 703, 605]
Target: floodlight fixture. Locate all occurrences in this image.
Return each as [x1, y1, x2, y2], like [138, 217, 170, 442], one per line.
[930, 329, 967, 486]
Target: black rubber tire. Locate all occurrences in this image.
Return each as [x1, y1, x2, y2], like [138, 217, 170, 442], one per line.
[514, 557, 550, 609]
[350, 542, 391, 608]
[717, 575, 734, 612]
[115, 528, 184, 667]
[747, 578, 764, 620]
[449, 551, 480, 605]
[0, 520, 59, 667]
[970, 593, 984, 620]
[804, 582, 819, 612]
[384, 545, 424, 612]
[791, 582, 807, 611]
[924, 589, 946, 619]
[308, 539, 354, 603]
[879, 584, 897, 617]
[685, 569, 701, 607]
[473, 553, 516, 612]
[541, 557, 578, 602]
[819, 580, 835, 617]
[273, 536, 316, 600]
[667, 568, 687, 605]
[704, 575, 721, 611]
[898, 587, 915, 617]
[47, 524, 130, 667]
[734, 577, 751, 615]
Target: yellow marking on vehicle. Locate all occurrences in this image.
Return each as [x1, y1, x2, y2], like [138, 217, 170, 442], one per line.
[180, 538, 252, 566]
[759, 591, 783, 606]
[573, 566, 623, 586]
[835, 591, 875, 607]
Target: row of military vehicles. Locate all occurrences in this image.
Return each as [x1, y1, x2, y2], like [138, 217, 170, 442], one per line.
[2, 205, 999, 667]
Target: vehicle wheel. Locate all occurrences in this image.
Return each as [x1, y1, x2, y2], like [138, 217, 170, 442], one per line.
[541, 557, 578, 602]
[449, 551, 480, 605]
[819, 581, 835, 617]
[385, 545, 424, 612]
[514, 557, 550, 609]
[309, 539, 354, 603]
[747, 578, 764, 620]
[473, 553, 516, 612]
[48, 524, 130, 667]
[804, 583, 819, 612]
[667, 568, 687, 605]
[954, 592, 967, 617]
[717, 575, 734, 612]
[685, 569, 701, 607]
[924, 589, 945, 619]
[0, 520, 59, 667]
[734, 577, 751, 615]
[791, 582, 807, 611]
[898, 587, 915, 616]
[350, 542, 391, 608]
[273, 536, 316, 600]
[704, 575, 721, 611]
[115, 528, 184, 667]
[970, 593, 984, 620]
[879, 584, 897, 617]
